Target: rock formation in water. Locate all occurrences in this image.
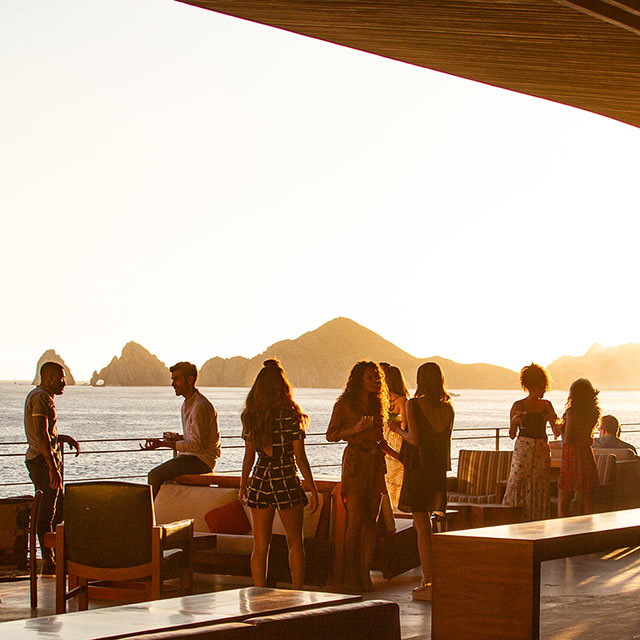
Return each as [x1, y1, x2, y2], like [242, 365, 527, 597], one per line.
[32, 350, 76, 385]
[90, 342, 170, 386]
[547, 343, 640, 390]
[199, 317, 520, 389]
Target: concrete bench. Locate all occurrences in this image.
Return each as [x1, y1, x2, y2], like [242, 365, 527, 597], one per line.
[431, 508, 640, 640]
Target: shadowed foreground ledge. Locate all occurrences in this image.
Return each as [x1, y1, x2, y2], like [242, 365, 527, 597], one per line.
[2, 549, 640, 638]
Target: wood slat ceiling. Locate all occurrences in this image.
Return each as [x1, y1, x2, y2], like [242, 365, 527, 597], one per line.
[177, 0, 640, 129]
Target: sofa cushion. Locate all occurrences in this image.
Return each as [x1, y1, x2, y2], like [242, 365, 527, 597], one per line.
[215, 533, 255, 554]
[246, 599, 401, 640]
[448, 492, 497, 504]
[156, 485, 324, 538]
[155, 484, 241, 533]
[205, 499, 251, 535]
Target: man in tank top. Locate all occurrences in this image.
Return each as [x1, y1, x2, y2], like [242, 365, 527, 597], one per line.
[143, 362, 221, 497]
[24, 361, 80, 575]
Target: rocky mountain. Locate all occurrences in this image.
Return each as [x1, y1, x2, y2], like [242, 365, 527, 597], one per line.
[32, 350, 76, 385]
[199, 317, 520, 389]
[547, 343, 640, 390]
[90, 342, 170, 386]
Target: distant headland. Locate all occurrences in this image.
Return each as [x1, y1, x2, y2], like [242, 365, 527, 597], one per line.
[90, 342, 170, 387]
[33, 350, 76, 386]
[87, 318, 518, 389]
[40, 318, 640, 390]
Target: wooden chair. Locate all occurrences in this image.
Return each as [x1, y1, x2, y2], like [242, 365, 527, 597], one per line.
[29, 490, 43, 608]
[56, 481, 193, 614]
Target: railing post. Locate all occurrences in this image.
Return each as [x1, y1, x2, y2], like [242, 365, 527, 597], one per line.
[495, 428, 500, 451]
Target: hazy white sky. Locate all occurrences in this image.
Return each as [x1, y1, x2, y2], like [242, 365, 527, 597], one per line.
[2, 0, 640, 381]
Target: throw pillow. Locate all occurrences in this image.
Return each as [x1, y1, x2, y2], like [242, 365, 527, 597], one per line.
[204, 499, 251, 535]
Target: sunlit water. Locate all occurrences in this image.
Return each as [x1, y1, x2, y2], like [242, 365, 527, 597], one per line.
[2, 383, 640, 498]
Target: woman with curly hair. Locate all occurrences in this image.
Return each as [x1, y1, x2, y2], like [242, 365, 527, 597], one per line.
[557, 378, 601, 517]
[390, 362, 454, 600]
[502, 363, 559, 521]
[240, 359, 318, 589]
[327, 361, 389, 592]
[380, 364, 409, 509]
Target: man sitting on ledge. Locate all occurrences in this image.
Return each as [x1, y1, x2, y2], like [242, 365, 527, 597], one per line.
[594, 415, 638, 455]
[142, 362, 220, 497]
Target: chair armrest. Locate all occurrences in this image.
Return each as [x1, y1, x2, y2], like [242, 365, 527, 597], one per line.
[160, 519, 194, 550]
[446, 476, 458, 492]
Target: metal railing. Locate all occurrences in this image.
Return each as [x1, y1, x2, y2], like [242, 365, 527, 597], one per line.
[3, 424, 640, 490]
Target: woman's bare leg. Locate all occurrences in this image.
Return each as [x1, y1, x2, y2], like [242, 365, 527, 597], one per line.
[412, 512, 433, 584]
[558, 488, 572, 518]
[249, 506, 276, 587]
[359, 494, 382, 591]
[344, 495, 366, 591]
[278, 504, 306, 589]
[582, 490, 594, 515]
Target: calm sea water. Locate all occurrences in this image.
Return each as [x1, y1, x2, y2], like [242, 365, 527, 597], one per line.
[2, 383, 640, 498]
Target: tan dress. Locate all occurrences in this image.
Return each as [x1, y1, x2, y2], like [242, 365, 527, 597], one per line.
[327, 399, 387, 498]
[383, 396, 407, 509]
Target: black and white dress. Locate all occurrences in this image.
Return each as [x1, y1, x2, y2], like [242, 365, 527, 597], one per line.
[243, 409, 308, 510]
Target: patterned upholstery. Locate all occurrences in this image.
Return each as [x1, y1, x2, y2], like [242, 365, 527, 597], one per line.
[449, 450, 513, 504]
[595, 453, 617, 485]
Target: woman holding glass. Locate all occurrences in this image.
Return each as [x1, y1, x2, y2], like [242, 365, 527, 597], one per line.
[327, 361, 388, 593]
[503, 363, 559, 521]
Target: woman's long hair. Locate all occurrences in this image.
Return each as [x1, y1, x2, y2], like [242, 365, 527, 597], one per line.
[241, 359, 308, 450]
[384, 365, 409, 399]
[565, 378, 601, 434]
[415, 362, 451, 406]
[338, 361, 389, 423]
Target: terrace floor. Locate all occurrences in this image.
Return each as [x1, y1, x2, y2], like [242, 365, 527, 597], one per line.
[2, 548, 640, 639]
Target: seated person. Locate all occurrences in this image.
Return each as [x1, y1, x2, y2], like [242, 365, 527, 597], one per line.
[141, 362, 220, 497]
[594, 415, 637, 455]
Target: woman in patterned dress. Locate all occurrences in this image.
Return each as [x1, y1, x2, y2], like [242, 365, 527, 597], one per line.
[239, 359, 318, 589]
[503, 363, 559, 521]
[327, 361, 389, 593]
[380, 364, 409, 509]
[558, 378, 601, 517]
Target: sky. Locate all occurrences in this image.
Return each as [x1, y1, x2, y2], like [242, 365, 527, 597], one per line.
[2, 0, 640, 381]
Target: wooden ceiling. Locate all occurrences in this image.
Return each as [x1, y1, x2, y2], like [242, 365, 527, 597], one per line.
[177, 0, 640, 129]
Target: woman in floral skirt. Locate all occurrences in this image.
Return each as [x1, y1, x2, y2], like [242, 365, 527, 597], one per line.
[503, 363, 559, 521]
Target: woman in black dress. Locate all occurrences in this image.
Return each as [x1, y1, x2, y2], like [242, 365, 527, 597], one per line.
[239, 359, 318, 589]
[390, 362, 454, 600]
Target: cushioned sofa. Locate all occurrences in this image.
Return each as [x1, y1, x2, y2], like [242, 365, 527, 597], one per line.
[154, 474, 340, 586]
[551, 442, 640, 511]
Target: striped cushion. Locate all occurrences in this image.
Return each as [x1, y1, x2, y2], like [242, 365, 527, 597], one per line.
[448, 492, 497, 504]
[454, 450, 513, 503]
[595, 453, 616, 484]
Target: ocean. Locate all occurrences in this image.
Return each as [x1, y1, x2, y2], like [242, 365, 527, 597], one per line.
[2, 383, 640, 498]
